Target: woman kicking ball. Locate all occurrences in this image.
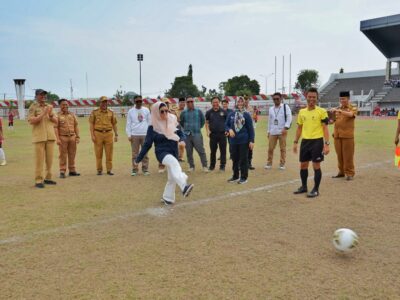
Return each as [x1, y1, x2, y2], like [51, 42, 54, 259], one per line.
[134, 101, 194, 205]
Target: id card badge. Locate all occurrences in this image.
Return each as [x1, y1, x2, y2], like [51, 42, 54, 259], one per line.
[274, 119, 278, 125]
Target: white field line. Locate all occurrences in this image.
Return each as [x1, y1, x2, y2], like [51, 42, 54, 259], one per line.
[0, 160, 391, 246]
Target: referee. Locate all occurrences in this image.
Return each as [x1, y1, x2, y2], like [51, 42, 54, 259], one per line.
[293, 87, 330, 198]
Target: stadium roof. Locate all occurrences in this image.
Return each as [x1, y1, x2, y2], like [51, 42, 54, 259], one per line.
[360, 14, 400, 60]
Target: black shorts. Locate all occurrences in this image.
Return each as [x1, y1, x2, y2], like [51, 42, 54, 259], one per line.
[299, 138, 324, 163]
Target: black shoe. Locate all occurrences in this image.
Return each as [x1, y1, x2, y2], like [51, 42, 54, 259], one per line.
[332, 174, 345, 178]
[97, 171, 103, 176]
[182, 184, 194, 197]
[227, 177, 239, 183]
[307, 188, 319, 198]
[44, 180, 57, 185]
[35, 183, 45, 188]
[69, 172, 80, 176]
[249, 165, 255, 170]
[238, 178, 248, 184]
[60, 173, 66, 179]
[107, 171, 114, 176]
[208, 166, 215, 171]
[219, 166, 225, 171]
[294, 186, 308, 194]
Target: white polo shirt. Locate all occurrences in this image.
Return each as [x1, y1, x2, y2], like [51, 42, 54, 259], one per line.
[268, 103, 292, 135]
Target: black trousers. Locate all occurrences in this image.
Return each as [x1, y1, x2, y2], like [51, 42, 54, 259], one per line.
[232, 143, 249, 180]
[209, 132, 227, 168]
[248, 149, 253, 166]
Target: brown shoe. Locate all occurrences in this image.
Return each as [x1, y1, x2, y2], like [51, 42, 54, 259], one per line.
[44, 180, 57, 185]
[332, 174, 345, 178]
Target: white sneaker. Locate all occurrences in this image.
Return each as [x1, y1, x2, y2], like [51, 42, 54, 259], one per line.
[0, 160, 6, 166]
[202, 167, 210, 173]
[187, 167, 194, 173]
[279, 165, 286, 170]
[264, 164, 272, 169]
[158, 168, 165, 174]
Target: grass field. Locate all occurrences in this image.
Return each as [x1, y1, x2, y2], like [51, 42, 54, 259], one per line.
[0, 116, 399, 299]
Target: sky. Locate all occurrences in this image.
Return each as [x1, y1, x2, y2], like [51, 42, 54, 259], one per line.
[0, 0, 398, 99]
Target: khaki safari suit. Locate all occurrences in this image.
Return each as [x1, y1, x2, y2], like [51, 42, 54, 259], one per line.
[56, 111, 79, 173]
[28, 102, 57, 184]
[89, 108, 117, 172]
[333, 104, 357, 177]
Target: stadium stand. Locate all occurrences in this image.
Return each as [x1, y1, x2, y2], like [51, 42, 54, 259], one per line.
[319, 14, 400, 114]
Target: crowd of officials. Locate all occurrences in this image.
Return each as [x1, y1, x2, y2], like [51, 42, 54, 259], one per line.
[1, 88, 399, 203]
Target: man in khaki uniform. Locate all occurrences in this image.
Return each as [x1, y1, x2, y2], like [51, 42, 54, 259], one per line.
[28, 89, 58, 188]
[330, 91, 358, 181]
[89, 96, 118, 175]
[55, 99, 80, 178]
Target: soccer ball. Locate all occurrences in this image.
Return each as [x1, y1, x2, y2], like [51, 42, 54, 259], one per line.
[332, 228, 359, 252]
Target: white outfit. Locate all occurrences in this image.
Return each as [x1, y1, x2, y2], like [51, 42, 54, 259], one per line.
[0, 148, 5, 161]
[268, 103, 292, 135]
[125, 107, 151, 137]
[162, 154, 188, 203]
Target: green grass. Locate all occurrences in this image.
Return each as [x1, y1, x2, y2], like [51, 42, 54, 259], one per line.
[0, 116, 397, 239]
[1, 116, 399, 299]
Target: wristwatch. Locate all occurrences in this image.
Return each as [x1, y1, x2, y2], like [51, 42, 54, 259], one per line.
[324, 141, 330, 145]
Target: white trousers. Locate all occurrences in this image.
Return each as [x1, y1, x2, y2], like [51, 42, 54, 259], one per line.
[162, 154, 188, 203]
[0, 148, 5, 161]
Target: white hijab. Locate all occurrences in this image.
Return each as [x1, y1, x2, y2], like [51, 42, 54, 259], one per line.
[151, 101, 180, 142]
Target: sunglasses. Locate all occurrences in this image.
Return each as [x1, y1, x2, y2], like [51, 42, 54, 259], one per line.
[273, 98, 280, 101]
[186, 101, 194, 103]
[160, 109, 168, 114]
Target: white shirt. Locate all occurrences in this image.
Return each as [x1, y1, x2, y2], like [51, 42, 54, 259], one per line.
[126, 107, 151, 136]
[268, 103, 292, 135]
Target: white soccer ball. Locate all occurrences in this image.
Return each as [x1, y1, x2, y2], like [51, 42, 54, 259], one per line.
[332, 228, 359, 252]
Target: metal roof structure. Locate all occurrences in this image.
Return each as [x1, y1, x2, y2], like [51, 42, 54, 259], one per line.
[361, 14, 400, 60]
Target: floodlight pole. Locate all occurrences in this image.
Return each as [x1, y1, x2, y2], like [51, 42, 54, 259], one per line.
[137, 54, 143, 96]
[259, 73, 274, 95]
[13, 79, 26, 120]
[274, 56, 277, 92]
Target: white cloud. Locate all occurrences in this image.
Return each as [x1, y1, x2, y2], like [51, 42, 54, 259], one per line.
[180, 1, 286, 16]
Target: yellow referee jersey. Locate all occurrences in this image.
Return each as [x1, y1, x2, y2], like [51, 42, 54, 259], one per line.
[297, 106, 328, 139]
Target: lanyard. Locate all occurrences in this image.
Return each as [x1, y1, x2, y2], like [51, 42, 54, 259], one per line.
[273, 105, 282, 120]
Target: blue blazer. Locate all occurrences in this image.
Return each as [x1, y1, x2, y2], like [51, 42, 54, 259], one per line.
[225, 111, 255, 145]
[135, 126, 185, 164]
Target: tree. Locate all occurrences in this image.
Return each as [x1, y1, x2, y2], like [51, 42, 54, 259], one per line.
[165, 65, 200, 98]
[46, 91, 59, 103]
[188, 64, 193, 79]
[295, 69, 319, 92]
[220, 75, 260, 96]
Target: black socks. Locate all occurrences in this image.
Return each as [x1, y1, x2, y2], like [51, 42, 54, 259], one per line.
[314, 168, 322, 191]
[301, 168, 322, 191]
[300, 169, 308, 188]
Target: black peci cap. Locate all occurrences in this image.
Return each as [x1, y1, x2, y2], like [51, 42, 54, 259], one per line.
[339, 91, 350, 97]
